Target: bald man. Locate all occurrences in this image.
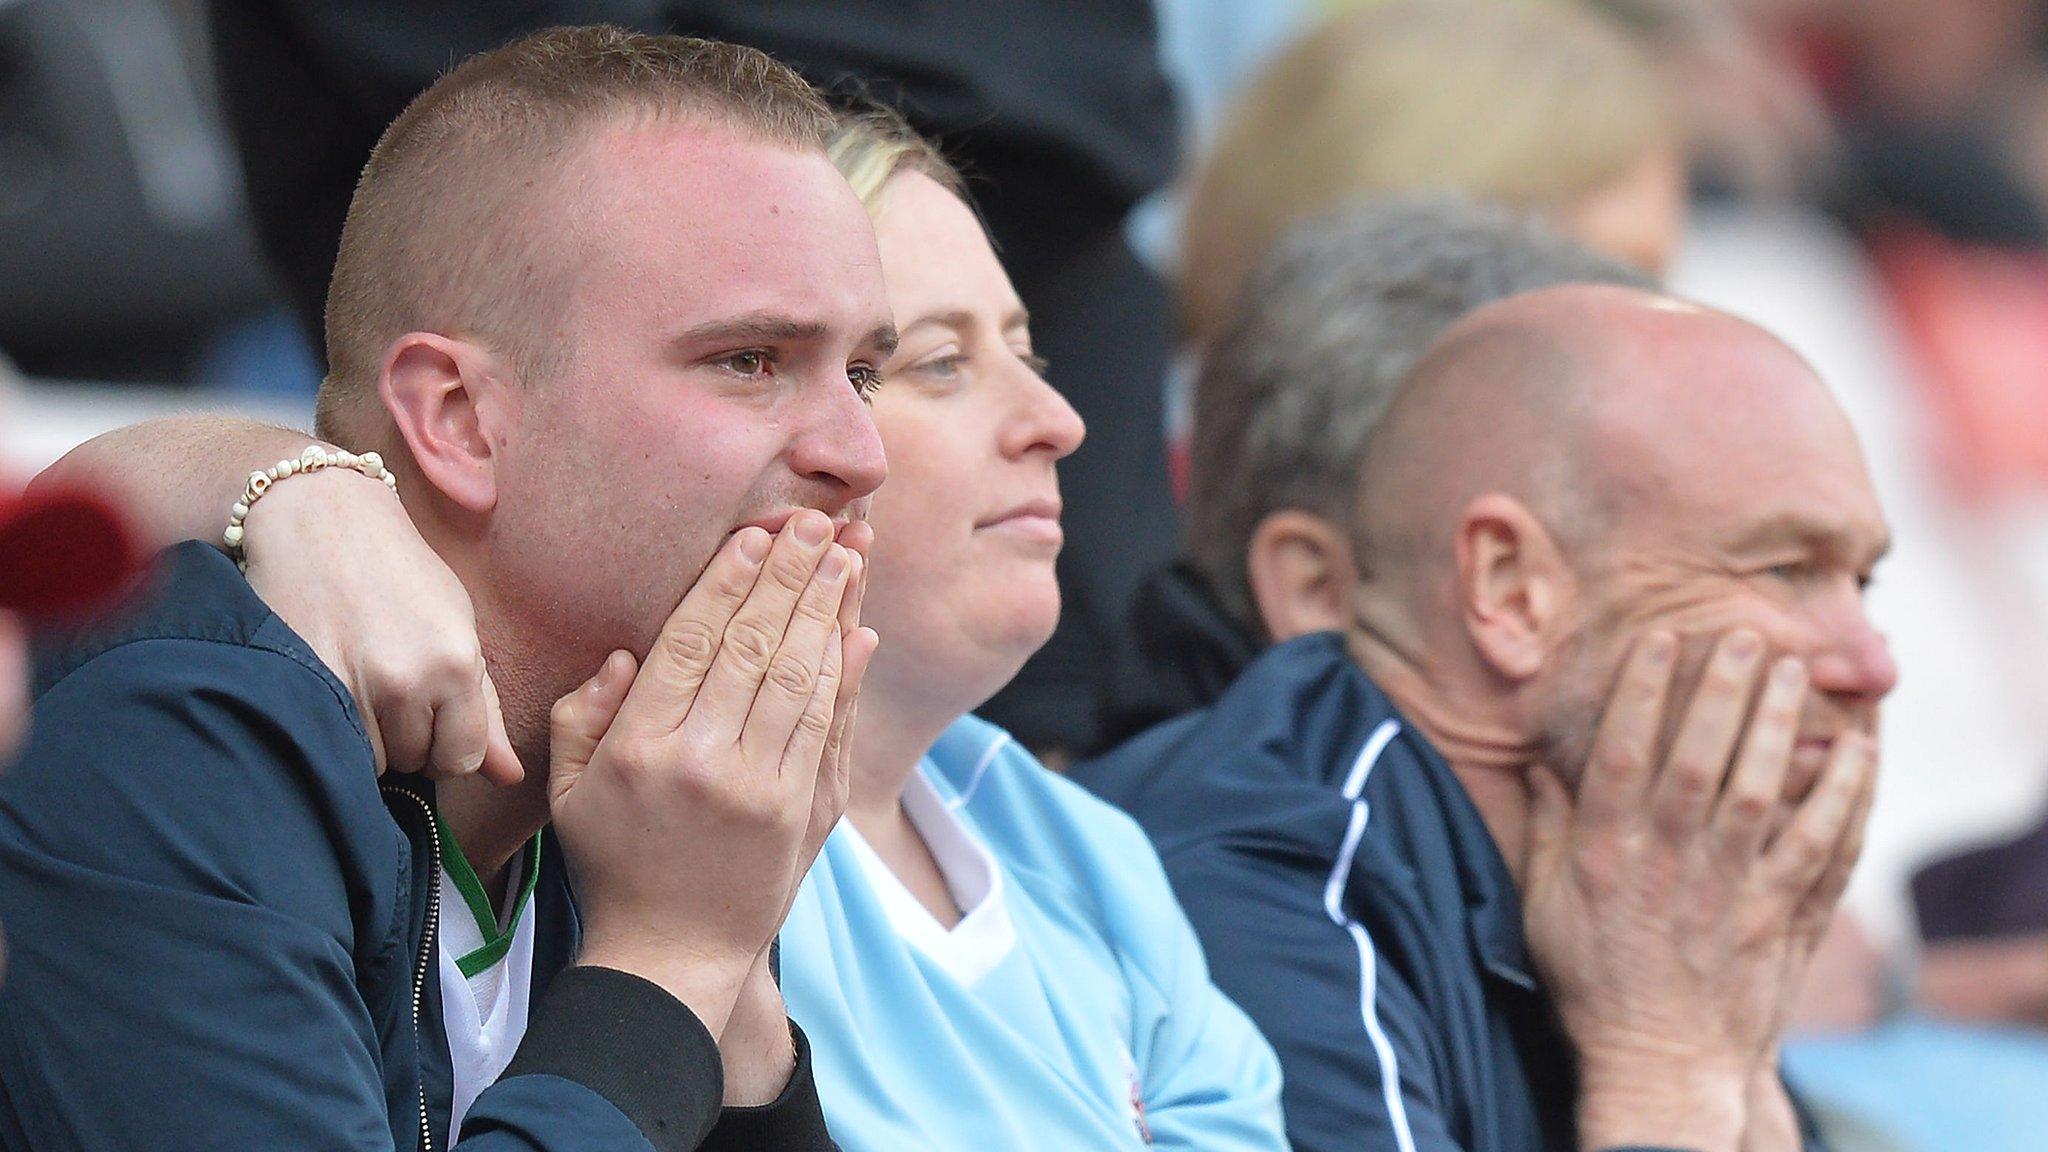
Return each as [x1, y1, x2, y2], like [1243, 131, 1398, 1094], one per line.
[1079, 284, 1892, 1152]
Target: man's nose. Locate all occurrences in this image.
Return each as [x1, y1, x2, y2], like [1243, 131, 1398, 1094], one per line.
[789, 382, 889, 501]
[1807, 613, 1898, 703]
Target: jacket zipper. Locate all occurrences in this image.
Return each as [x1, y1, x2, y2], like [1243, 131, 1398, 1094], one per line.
[383, 784, 442, 1152]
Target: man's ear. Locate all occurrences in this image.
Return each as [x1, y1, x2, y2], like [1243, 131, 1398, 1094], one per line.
[379, 332, 508, 514]
[1247, 510, 1359, 642]
[1454, 493, 1573, 682]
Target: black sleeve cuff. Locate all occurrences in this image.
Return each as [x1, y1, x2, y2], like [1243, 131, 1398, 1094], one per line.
[503, 965, 724, 1152]
[697, 1021, 834, 1151]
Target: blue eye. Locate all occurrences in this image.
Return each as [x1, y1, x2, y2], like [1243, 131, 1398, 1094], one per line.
[915, 355, 963, 379]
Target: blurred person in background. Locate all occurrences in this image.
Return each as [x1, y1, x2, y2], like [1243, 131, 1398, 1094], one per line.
[206, 0, 1182, 760]
[1174, 0, 1684, 349]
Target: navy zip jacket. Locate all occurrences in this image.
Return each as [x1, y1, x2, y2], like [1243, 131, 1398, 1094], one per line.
[1075, 631, 1815, 1152]
[0, 542, 831, 1151]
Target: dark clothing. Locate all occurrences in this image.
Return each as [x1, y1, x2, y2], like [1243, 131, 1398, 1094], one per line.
[0, 542, 830, 1151]
[1912, 803, 2048, 941]
[1098, 560, 1260, 750]
[207, 0, 1181, 754]
[1074, 632, 1798, 1152]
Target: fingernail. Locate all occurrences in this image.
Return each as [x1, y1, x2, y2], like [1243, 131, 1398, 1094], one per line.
[819, 544, 848, 579]
[1770, 657, 1807, 687]
[736, 528, 771, 564]
[1728, 630, 1762, 659]
[794, 511, 831, 546]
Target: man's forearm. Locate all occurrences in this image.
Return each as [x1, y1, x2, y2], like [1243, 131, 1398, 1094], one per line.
[32, 416, 322, 553]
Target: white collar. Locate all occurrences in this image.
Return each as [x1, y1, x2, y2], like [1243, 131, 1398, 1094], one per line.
[843, 768, 1016, 985]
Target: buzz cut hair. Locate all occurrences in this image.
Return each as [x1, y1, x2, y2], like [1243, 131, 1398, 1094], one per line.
[317, 25, 835, 445]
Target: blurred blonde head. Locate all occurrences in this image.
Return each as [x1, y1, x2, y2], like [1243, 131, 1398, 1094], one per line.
[827, 105, 968, 217]
[1179, 0, 1678, 343]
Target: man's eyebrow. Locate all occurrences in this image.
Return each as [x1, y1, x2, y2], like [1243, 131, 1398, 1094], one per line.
[672, 313, 829, 347]
[1728, 509, 1891, 563]
[861, 321, 899, 359]
[896, 308, 1031, 338]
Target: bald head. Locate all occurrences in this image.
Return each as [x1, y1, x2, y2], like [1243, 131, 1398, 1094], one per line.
[1354, 283, 1858, 596]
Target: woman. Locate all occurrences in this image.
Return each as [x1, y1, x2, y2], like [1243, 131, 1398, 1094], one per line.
[45, 108, 1285, 1152]
[1178, 0, 1684, 346]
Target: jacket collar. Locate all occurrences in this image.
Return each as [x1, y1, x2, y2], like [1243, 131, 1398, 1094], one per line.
[1271, 634, 1539, 991]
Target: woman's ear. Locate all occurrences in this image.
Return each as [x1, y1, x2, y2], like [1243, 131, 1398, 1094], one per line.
[1454, 492, 1574, 682]
[1248, 510, 1360, 642]
[379, 332, 509, 515]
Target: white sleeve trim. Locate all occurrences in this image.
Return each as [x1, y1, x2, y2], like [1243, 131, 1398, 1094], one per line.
[1322, 719, 1417, 1152]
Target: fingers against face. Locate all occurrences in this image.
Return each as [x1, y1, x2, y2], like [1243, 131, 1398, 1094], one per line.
[684, 513, 839, 745]
[611, 526, 772, 734]
[740, 539, 851, 765]
[1710, 657, 1806, 863]
[1577, 631, 1677, 829]
[1650, 631, 1766, 836]
[1765, 732, 1877, 899]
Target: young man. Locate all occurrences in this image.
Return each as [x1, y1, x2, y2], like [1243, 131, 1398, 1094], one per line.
[0, 28, 894, 1151]
[1079, 283, 1891, 1152]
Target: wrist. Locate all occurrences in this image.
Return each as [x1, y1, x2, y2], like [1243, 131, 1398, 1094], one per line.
[719, 959, 797, 1106]
[575, 935, 755, 1041]
[1577, 1053, 1748, 1152]
[230, 445, 397, 569]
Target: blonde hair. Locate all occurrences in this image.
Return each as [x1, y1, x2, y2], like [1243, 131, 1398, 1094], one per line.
[826, 104, 968, 216]
[1179, 0, 1670, 342]
[318, 26, 834, 445]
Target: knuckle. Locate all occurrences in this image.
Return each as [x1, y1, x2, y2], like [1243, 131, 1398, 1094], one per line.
[1596, 745, 1647, 779]
[793, 701, 834, 741]
[765, 652, 819, 700]
[1664, 761, 1716, 803]
[766, 551, 815, 595]
[1722, 788, 1774, 827]
[660, 619, 721, 667]
[719, 620, 781, 675]
[1780, 829, 1831, 874]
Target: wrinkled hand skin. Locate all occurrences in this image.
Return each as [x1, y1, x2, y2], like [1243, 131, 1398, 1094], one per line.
[1522, 630, 1878, 1152]
[242, 468, 523, 786]
[548, 510, 874, 1041]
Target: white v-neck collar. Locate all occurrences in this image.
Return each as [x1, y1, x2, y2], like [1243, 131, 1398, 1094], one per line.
[843, 768, 1017, 986]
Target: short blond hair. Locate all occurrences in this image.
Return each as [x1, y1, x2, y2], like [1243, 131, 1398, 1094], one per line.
[826, 104, 967, 216]
[1178, 0, 1670, 342]
[318, 26, 834, 444]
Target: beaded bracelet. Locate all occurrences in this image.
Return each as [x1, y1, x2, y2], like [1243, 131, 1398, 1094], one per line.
[225, 445, 397, 570]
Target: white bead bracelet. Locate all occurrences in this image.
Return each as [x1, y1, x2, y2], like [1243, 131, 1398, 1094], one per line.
[225, 444, 398, 570]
